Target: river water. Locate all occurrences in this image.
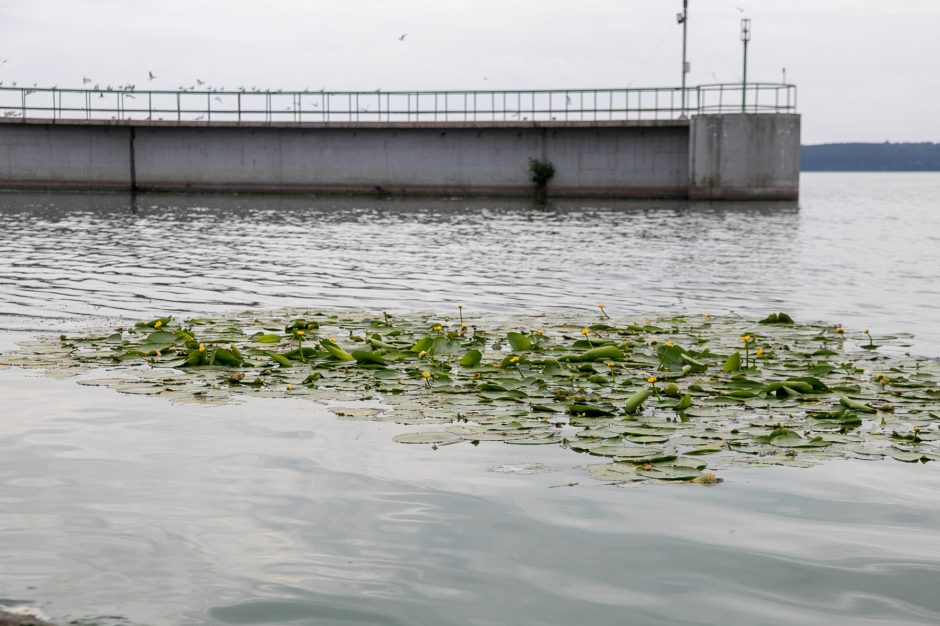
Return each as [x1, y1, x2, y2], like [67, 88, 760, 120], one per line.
[0, 173, 938, 625]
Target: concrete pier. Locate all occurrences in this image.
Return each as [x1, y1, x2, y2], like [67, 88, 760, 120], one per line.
[0, 114, 800, 199]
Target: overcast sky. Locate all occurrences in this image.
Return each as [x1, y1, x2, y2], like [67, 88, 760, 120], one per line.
[1, 0, 937, 143]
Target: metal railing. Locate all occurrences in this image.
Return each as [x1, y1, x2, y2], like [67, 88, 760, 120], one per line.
[0, 83, 795, 125]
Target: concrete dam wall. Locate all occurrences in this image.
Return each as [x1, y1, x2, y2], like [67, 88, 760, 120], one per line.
[0, 114, 800, 199]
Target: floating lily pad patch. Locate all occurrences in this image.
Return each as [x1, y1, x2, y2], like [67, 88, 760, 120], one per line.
[1, 309, 939, 486]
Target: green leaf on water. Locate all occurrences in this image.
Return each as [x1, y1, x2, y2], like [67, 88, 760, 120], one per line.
[506, 332, 532, 351]
[459, 349, 482, 367]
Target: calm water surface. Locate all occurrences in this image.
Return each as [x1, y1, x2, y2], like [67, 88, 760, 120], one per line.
[0, 173, 939, 625]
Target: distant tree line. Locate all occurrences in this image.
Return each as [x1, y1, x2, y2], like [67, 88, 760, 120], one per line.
[801, 143, 940, 171]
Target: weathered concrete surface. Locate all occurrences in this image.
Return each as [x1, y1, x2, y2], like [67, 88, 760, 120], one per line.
[0, 123, 131, 190]
[688, 113, 801, 200]
[131, 124, 689, 197]
[0, 115, 799, 199]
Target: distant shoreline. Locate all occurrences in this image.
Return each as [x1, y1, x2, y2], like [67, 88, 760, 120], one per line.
[801, 142, 940, 171]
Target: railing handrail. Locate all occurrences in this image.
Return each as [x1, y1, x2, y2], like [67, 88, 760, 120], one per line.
[0, 83, 797, 124]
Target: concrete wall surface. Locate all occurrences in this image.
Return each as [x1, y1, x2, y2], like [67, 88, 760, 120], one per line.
[131, 124, 689, 197]
[688, 114, 801, 200]
[0, 124, 131, 190]
[0, 115, 799, 199]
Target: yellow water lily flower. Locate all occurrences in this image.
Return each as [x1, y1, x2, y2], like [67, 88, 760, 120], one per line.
[647, 376, 657, 384]
[421, 370, 431, 378]
[154, 320, 162, 329]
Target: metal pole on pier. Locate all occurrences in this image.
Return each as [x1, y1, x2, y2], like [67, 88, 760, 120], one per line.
[677, 1, 689, 118]
[741, 18, 751, 112]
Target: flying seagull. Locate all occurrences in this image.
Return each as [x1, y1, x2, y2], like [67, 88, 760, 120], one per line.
[148, 71, 156, 80]
[398, 33, 407, 41]
[82, 76, 92, 85]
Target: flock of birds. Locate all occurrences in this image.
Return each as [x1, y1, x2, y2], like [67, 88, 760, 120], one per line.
[0, 33, 415, 96]
[0, 36, 526, 120]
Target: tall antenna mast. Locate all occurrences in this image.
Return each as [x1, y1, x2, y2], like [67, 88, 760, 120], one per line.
[741, 18, 751, 112]
[677, 1, 689, 117]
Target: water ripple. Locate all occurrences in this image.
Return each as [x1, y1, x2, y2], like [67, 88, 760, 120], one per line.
[1, 173, 937, 351]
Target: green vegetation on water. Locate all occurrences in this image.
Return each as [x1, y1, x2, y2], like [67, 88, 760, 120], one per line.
[2, 308, 938, 486]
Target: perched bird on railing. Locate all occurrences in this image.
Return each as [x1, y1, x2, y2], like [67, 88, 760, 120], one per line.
[148, 71, 157, 80]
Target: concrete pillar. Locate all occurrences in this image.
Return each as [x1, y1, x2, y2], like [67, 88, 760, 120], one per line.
[688, 113, 800, 200]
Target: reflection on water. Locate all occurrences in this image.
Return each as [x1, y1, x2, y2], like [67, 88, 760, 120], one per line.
[1, 173, 939, 625]
[2, 371, 940, 626]
[0, 192, 801, 325]
[1, 174, 937, 351]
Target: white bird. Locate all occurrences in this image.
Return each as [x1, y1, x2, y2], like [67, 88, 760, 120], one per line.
[398, 34, 407, 41]
[148, 71, 156, 80]
[213, 96, 222, 102]
[196, 79, 204, 85]
[82, 76, 92, 85]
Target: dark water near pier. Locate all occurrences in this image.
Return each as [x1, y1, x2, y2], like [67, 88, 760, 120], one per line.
[0, 173, 939, 625]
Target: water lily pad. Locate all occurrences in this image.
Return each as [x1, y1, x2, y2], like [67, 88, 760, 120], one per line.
[3, 308, 938, 487]
[392, 432, 463, 445]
